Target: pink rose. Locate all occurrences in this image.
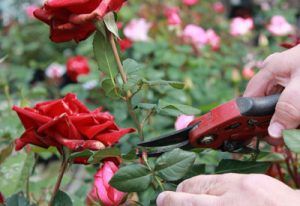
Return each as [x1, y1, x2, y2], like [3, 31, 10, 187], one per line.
[182, 24, 208, 48]
[206, 29, 221, 50]
[87, 161, 125, 206]
[165, 7, 181, 26]
[182, 0, 199, 6]
[25, 5, 39, 19]
[45, 63, 66, 79]
[267, 15, 293, 36]
[213, 2, 225, 13]
[230, 17, 254, 36]
[242, 67, 255, 79]
[175, 115, 195, 130]
[124, 18, 152, 42]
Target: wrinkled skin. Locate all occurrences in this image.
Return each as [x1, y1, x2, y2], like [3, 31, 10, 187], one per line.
[157, 174, 300, 206]
[33, 0, 126, 42]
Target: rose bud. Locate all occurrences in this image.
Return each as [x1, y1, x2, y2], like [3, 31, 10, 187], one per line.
[66, 56, 90, 82]
[87, 161, 125, 206]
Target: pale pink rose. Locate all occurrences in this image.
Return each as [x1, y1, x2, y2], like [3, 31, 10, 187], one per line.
[242, 67, 255, 79]
[87, 161, 125, 206]
[267, 15, 293, 36]
[182, 0, 199, 6]
[206, 29, 221, 50]
[175, 115, 195, 130]
[182, 24, 208, 48]
[124, 18, 152, 42]
[25, 5, 39, 19]
[165, 7, 181, 26]
[230, 17, 254, 36]
[213, 2, 225, 13]
[45, 63, 65, 79]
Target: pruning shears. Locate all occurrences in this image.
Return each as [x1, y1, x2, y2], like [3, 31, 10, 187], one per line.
[138, 94, 280, 157]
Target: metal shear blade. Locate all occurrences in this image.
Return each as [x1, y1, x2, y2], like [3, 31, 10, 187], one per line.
[137, 124, 198, 157]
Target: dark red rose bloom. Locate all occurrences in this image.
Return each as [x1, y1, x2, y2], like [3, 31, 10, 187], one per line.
[66, 56, 90, 82]
[12, 93, 135, 163]
[33, 0, 126, 43]
[118, 38, 132, 52]
[0, 192, 4, 204]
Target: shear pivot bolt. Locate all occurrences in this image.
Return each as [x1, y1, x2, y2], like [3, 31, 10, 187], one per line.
[200, 135, 215, 145]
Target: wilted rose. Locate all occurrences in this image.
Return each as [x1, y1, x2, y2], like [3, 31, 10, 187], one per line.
[87, 161, 125, 206]
[33, 0, 126, 42]
[66, 56, 90, 82]
[13, 93, 135, 163]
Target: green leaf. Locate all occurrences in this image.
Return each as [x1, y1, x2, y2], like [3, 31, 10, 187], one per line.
[101, 78, 120, 98]
[93, 31, 117, 86]
[155, 148, 197, 181]
[216, 160, 271, 174]
[52, 190, 73, 206]
[184, 164, 206, 179]
[109, 164, 152, 192]
[16, 152, 35, 190]
[256, 151, 285, 162]
[135, 103, 157, 110]
[104, 12, 119, 38]
[0, 142, 14, 164]
[123, 58, 143, 74]
[283, 130, 300, 153]
[69, 150, 93, 161]
[142, 79, 184, 89]
[6, 192, 34, 206]
[88, 148, 121, 164]
[158, 100, 201, 115]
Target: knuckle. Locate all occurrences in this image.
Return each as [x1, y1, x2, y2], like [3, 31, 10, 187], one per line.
[162, 192, 174, 206]
[276, 101, 300, 122]
[240, 174, 265, 191]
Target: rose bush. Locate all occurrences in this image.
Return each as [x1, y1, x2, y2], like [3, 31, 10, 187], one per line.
[33, 0, 126, 42]
[13, 93, 135, 163]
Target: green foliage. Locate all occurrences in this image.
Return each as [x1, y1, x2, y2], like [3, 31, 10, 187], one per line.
[6, 192, 34, 206]
[283, 130, 300, 153]
[216, 160, 271, 174]
[109, 164, 153, 192]
[155, 149, 197, 181]
[52, 190, 73, 206]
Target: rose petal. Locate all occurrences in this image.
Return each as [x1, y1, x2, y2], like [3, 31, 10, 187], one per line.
[95, 128, 135, 146]
[15, 128, 48, 151]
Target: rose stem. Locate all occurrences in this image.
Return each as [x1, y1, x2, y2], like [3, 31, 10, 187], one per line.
[48, 151, 69, 206]
[107, 30, 144, 140]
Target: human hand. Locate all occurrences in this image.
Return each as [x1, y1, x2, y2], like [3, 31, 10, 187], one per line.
[244, 45, 300, 143]
[156, 173, 300, 206]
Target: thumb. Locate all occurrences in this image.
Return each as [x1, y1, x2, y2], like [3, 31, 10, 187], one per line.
[268, 76, 300, 140]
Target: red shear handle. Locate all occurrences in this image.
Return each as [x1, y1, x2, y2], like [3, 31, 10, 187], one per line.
[236, 94, 280, 117]
[189, 94, 280, 149]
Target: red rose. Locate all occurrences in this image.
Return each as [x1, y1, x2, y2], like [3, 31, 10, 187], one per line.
[66, 56, 90, 82]
[0, 192, 4, 204]
[33, 0, 126, 43]
[87, 161, 125, 206]
[118, 38, 132, 52]
[12, 93, 135, 163]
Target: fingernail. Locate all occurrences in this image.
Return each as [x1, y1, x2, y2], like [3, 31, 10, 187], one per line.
[268, 122, 285, 138]
[156, 193, 166, 206]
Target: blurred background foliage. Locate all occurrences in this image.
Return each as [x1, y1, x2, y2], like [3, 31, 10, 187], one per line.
[0, 0, 299, 205]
